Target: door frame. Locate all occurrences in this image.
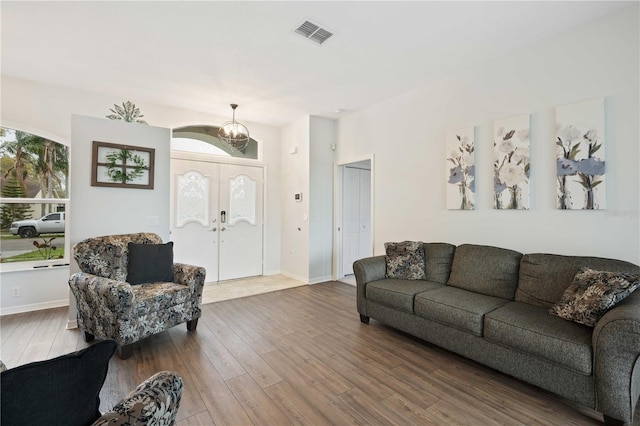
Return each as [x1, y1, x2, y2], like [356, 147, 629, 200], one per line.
[170, 150, 267, 282]
[332, 154, 375, 281]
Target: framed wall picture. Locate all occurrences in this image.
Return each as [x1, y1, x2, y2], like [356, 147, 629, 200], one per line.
[555, 98, 605, 210]
[493, 114, 531, 210]
[445, 127, 476, 210]
[91, 141, 155, 189]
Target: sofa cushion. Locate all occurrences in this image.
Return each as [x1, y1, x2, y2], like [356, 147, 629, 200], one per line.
[515, 253, 640, 308]
[0, 340, 117, 426]
[385, 241, 426, 280]
[549, 268, 639, 327]
[414, 287, 509, 336]
[423, 243, 457, 284]
[366, 279, 443, 313]
[447, 244, 522, 299]
[484, 302, 593, 375]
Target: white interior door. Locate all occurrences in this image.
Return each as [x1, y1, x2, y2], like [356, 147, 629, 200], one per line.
[358, 170, 371, 258]
[342, 167, 361, 275]
[218, 164, 264, 281]
[170, 159, 220, 282]
[342, 165, 372, 276]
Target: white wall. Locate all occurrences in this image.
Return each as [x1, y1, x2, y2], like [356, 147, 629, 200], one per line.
[280, 117, 310, 281]
[336, 5, 640, 264]
[0, 268, 70, 315]
[280, 116, 337, 283]
[70, 115, 171, 244]
[1, 77, 282, 314]
[308, 116, 335, 283]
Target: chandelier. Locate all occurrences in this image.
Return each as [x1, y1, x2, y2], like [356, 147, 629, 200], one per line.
[218, 104, 250, 151]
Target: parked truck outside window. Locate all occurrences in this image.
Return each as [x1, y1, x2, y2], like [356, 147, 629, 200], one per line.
[9, 212, 66, 238]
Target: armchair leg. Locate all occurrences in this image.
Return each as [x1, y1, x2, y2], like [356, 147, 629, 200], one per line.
[83, 331, 95, 342]
[360, 314, 370, 324]
[118, 344, 133, 360]
[187, 319, 199, 331]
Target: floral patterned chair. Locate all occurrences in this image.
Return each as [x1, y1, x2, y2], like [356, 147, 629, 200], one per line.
[1, 340, 183, 426]
[93, 370, 183, 425]
[69, 233, 206, 359]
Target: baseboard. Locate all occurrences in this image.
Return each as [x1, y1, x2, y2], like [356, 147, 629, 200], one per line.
[0, 299, 68, 317]
[309, 275, 333, 285]
[263, 269, 281, 276]
[67, 319, 78, 329]
[279, 271, 309, 284]
[278, 272, 333, 285]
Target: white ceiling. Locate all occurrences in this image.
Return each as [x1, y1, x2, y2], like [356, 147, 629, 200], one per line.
[1, 1, 630, 127]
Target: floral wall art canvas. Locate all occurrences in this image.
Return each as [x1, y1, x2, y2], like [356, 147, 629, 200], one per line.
[493, 114, 530, 209]
[556, 98, 605, 210]
[446, 127, 475, 210]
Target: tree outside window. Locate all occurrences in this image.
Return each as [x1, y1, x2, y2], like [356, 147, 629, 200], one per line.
[0, 127, 69, 265]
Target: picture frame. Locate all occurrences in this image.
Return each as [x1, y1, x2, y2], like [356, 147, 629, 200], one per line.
[91, 141, 155, 189]
[555, 98, 606, 210]
[493, 114, 531, 210]
[445, 127, 476, 210]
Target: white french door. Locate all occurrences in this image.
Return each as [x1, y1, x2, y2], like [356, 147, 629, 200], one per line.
[218, 164, 264, 280]
[170, 158, 264, 282]
[171, 159, 220, 281]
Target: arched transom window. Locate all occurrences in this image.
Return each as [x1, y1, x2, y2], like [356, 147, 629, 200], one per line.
[172, 125, 258, 160]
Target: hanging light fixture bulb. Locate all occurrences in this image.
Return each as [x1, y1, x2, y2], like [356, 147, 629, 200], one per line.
[218, 104, 250, 151]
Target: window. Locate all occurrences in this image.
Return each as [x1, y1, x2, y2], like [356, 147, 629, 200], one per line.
[172, 125, 258, 159]
[0, 127, 69, 269]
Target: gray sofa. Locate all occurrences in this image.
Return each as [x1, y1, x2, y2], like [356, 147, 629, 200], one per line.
[354, 243, 640, 425]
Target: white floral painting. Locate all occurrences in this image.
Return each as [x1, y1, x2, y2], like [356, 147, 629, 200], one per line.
[446, 127, 475, 210]
[493, 114, 530, 209]
[556, 98, 605, 210]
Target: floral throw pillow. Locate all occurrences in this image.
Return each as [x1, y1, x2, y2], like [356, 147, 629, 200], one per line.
[385, 241, 426, 280]
[549, 268, 640, 327]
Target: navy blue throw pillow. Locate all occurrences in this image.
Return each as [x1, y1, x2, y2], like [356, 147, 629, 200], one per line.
[0, 340, 117, 426]
[127, 241, 174, 285]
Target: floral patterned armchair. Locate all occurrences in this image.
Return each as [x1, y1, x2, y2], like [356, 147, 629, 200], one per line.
[69, 233, 206, 359]
[1, 341, 183, 426]
[93, 370, 183, 426]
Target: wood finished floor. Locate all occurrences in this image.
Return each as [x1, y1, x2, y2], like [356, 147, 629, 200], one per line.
[2, 282, 638, 425]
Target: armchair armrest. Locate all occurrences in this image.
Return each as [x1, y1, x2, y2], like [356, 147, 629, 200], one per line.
[172, 263, 206, 299]
[92, 371, 183, 426]
[69, 272, 135, 314]
[593, 290, 640, 424]
[353, 255, 387, 317]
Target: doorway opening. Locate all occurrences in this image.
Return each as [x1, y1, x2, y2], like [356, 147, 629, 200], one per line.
[335, 157, 374, 284]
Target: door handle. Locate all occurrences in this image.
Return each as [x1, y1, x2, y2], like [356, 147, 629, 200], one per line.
[221, 227, 226, 231]
[211, 227, 217, 232]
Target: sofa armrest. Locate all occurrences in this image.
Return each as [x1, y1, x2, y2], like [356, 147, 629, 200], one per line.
[91, 371, 183, 426]
[353, 255, 386, 316]
[592, 291, 640, 424]
[69, 272, 135, 314]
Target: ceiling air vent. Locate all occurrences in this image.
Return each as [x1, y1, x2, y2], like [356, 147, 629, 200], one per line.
[295, 20, 333, 45]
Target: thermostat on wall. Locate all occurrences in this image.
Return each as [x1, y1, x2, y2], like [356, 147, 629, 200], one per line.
[294, 193, 302, 202]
